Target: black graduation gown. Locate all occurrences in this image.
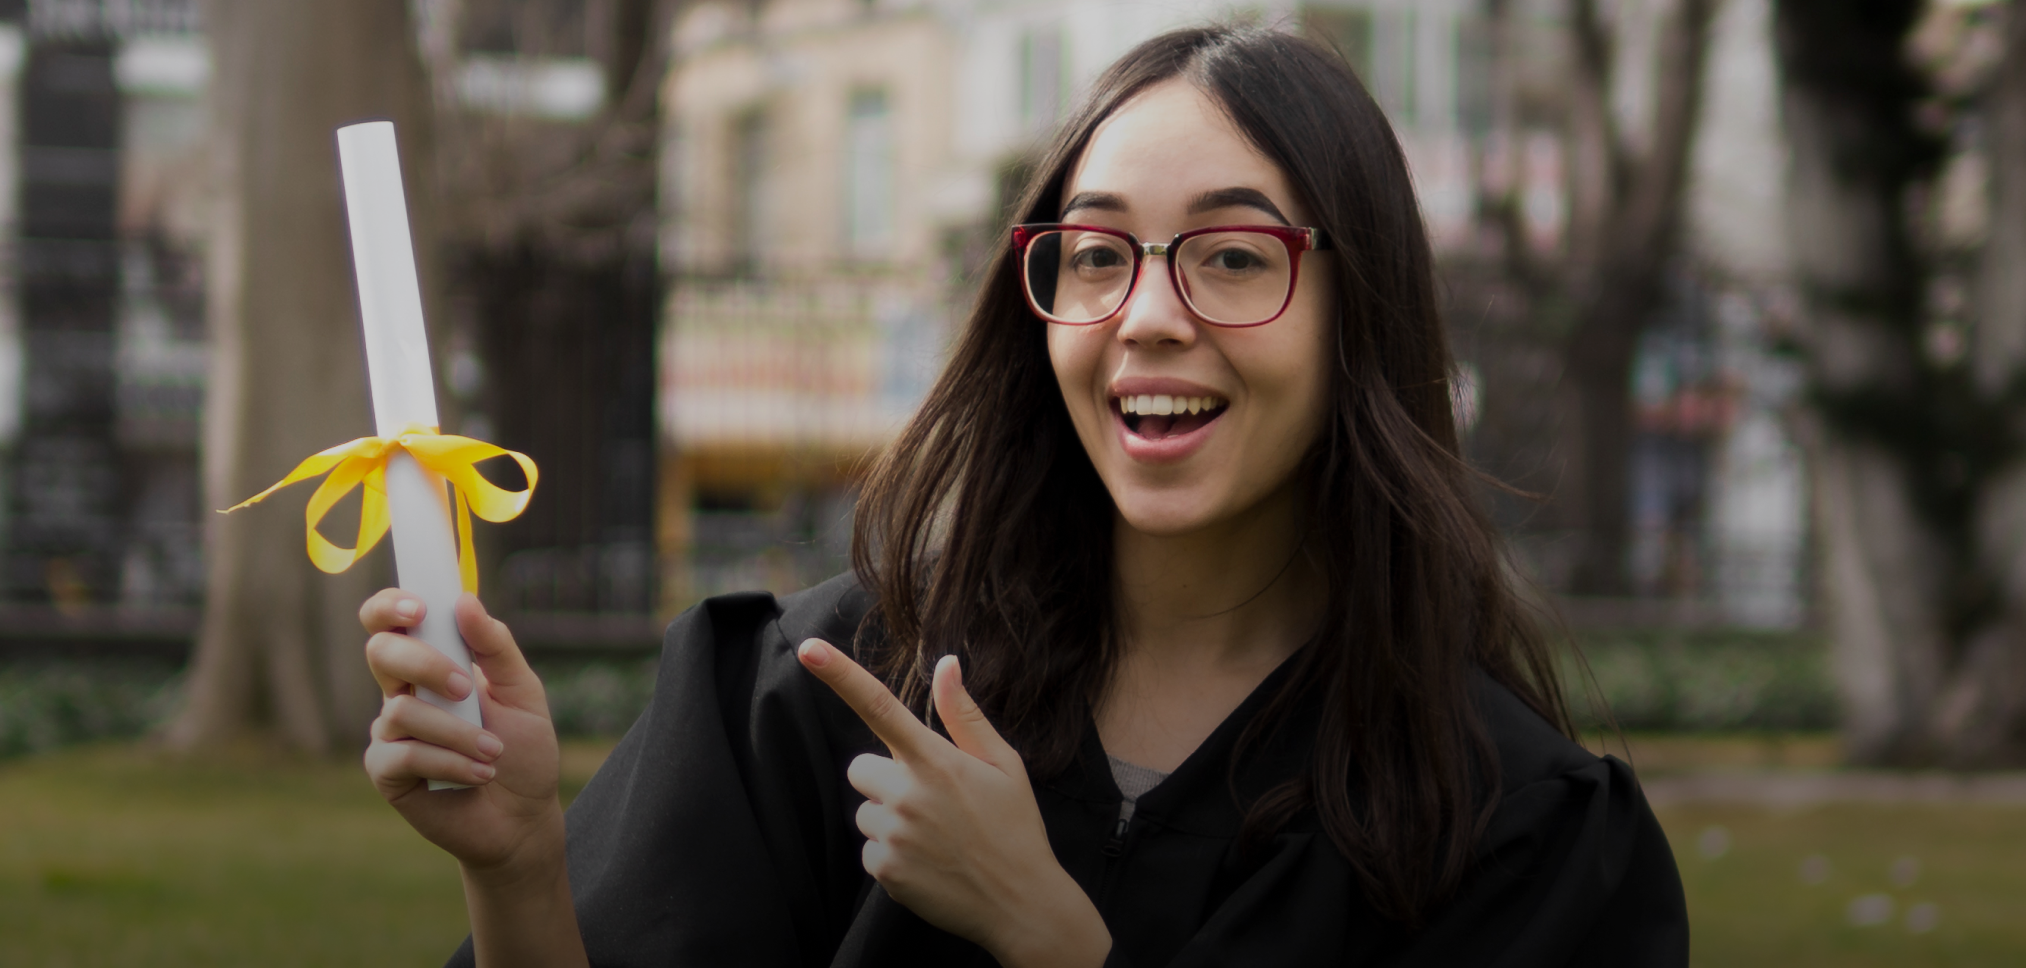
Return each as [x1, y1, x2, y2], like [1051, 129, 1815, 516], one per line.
[447, 573, 1688, 967]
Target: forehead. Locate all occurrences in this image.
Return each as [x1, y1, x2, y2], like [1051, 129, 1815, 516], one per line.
[1064, 79, 1295, 215]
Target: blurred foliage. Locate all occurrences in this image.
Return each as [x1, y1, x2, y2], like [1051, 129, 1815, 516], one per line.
[0, 656, 655, 762]
[530, 657, 658, 738]
[0, 661, 184, 759]
[1569, 629, 1838, 732]
[1, 631, 1834, 759]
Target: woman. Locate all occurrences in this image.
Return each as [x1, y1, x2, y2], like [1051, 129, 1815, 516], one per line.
[359, 25, 1687, 967]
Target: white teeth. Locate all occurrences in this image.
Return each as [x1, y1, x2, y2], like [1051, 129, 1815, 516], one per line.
[1118, 394, 1228, 416]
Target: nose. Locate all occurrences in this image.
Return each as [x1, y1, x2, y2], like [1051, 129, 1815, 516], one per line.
[1114, 250, 1196, 349]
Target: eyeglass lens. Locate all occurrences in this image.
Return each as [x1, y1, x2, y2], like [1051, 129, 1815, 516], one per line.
[1023, 229, 1294, 326]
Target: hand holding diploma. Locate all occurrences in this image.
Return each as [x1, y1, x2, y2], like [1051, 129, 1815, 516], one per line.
[360, 590, 556, 859]
[360, 590, 588, 968]
[795, 640, 1114, 968]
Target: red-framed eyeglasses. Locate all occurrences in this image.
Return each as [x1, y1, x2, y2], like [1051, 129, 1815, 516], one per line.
[1011, 223, 1331, 328]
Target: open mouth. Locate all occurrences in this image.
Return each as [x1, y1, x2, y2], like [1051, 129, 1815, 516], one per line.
[1117, 393, 1229, 440]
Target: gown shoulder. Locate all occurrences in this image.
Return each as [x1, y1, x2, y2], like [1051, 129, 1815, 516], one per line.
[1385, 674, 1691, 967]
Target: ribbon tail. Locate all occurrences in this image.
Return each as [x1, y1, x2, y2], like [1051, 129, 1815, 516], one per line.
[455, 484, 478, 594]
[358, 462, 393, 568]
[222, 440, 375, 513]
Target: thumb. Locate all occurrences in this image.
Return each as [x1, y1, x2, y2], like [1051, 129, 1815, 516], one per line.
[932, 655, 1023, 778]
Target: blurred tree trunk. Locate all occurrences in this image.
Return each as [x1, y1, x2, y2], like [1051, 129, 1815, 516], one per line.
[167, 0, 439, 752]
[1772, 0, 2026, 765]
[1958, 3, 2026, 763]
[427, 0, 675, 609]
[1539, 0, 1718, 594]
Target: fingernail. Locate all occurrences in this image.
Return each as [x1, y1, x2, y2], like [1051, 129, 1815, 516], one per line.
[446, 671, 472, 699]
[475, 733, 504, 758]
[798, 639, 829, 667]
[473, 762, 496, 780]
[395, 599, 420, 620]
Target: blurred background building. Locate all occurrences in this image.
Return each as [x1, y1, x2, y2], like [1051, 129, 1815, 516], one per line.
[0, 0, 209, 644]
[0, 0, 1814, 651]
[655, 0, 1809, 628]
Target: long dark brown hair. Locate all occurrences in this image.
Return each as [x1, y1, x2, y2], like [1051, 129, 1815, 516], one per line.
[850, 24, 1573, 924]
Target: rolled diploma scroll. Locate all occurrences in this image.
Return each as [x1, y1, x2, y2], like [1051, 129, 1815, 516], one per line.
[337, 121, 481, 791]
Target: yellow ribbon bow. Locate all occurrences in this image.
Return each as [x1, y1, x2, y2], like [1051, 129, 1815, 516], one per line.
[222, 426, 538, 593]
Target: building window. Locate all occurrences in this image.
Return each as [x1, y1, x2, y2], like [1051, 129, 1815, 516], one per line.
[1019, 26, 1065, 135]
[731, 106, 768, 275]
[844, 89, 895, 259]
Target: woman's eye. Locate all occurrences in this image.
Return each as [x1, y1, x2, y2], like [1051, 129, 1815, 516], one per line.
[1073, 247, 1127, 270]
[1207, 248, 1262, 271]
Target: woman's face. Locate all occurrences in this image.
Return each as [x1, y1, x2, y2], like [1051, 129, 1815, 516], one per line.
[1047, 79, 1334, 538]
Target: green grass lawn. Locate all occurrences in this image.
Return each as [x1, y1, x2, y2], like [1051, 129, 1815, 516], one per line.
[2, 737, 2023, 966]
[1662, 801, 2026, 966]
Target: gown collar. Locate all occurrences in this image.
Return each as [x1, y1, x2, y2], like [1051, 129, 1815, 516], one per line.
[1045, 646, 1320, 838]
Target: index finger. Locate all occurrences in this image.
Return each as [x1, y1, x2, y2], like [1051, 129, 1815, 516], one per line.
[797, 638, 942, 762]
[359, 587, 424, 635]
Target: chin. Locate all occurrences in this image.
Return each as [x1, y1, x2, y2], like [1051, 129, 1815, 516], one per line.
[1108, 481, 1231, 537]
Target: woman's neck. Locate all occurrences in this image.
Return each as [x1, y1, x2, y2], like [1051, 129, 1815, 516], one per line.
[1096, 481, 1324, 771]
[1110, 481, 1323, 671]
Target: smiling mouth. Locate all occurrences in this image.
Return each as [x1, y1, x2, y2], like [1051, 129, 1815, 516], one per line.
[1117, 393, 1229, 440]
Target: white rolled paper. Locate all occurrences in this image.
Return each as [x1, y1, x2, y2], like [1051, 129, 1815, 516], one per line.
[337, 121, 482, 791]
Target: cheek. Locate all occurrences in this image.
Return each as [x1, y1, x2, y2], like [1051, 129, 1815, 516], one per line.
[1256, 281, 1335, 451]
[1048, 324, 1107, 425]
[1241, 335, 1330, 461]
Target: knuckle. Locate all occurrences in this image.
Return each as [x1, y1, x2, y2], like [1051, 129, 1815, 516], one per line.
[911, 754, 953, 784]
[383, 742, 418, 776]
[862, 688, 905, 726]
[360, 588, 404, 631]
[365, 632, 409, 671]
[862, 843, 894, 881]
[384, 694, 431, 731]
[888, 792, 923, 822]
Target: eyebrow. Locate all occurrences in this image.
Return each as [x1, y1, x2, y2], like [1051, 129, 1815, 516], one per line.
[1187, 187, 1292, 225]
[1059, 190, 1127, 218]
[1058, 187, 1293, 226]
